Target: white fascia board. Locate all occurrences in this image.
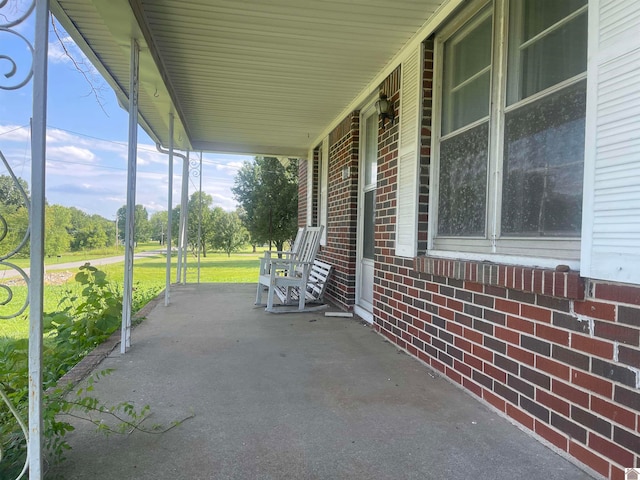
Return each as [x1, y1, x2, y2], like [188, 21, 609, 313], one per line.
[309, 0, 463, 148]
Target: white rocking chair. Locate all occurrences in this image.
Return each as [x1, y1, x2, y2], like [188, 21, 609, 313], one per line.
[255, 226, 324, 312]
[258, 226, 306, 276]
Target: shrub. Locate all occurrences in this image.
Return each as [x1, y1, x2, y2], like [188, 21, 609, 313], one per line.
[0, 265, 157, 477]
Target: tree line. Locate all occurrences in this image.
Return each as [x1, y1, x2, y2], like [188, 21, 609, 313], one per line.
[115, 156, 300, 257]
[0, 156, 299, 258]
[119, 193, 249, 257]
[0, 175, 117, 257]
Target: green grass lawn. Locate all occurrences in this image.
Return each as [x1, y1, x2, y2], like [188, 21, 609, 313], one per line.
[0, 249, 261, 341]
[97, 250, 260, 283]
[0, 242, 164, 271]
[0, 284, 81, 338]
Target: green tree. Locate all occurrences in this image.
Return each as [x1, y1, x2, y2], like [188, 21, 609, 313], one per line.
[67, 208, 112, 251]
[0, 175, 30, 257]
[211, 210, 248, 257]
[171, 194, 215, 255]
[170, 204, 181, 247]
[149, 211, 168, 245]
[232, 157, 298, 252]
[187, 191, 215, 257]
[0, 203, 29, 258]
[116, 204, 150, 245]
[45, 205, 72, 256]
[0, 174, 29, 208]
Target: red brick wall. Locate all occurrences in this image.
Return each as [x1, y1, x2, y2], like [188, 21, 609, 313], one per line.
[316, 113, 360, 310]
[377, 66, 401, 248]
[376, 257, 640, 478]
[370, 41, 640, 479]
[303, 38, 639, 478]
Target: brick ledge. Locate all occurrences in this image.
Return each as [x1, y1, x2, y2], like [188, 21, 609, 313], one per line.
[414, 256, 585, 300]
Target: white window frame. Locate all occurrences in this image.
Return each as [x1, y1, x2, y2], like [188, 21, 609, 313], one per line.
[428, 0, 587, 269]
[318, 137, 329, 245]
[306, 152, 313, 227]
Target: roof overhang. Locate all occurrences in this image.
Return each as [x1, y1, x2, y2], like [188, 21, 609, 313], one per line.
[51, 0, 460, 157]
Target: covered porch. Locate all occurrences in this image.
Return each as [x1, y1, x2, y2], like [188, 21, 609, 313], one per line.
[5, 0, 639, 476]
[49, 284, 591, 479]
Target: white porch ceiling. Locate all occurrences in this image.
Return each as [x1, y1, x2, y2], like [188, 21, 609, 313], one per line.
[51, 0, 450, 157]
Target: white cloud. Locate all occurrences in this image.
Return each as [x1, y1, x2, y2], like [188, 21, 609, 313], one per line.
[138, 171, 166, 182]
[136, 146, 170, 166]
[48, 145, 96, 162]
[48, 34, 97, 76]
[214, 160, 244, 174]
[210, 192, 237, 211]
[106, 195, 126, 204]
[46, 127, 127, 155]
[0, 124, 30, 142]
[48, 37, 71, 64]
[0, 120, 257, 218]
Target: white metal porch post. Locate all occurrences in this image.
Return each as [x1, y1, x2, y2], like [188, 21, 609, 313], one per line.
[121, 38, 140, 354]
[28, 1, 49, 477]
[165, 113, 175, 306]
[181, 150, 189, 283]
[176, 150, 188, 284]
[197, 152, 203, 283]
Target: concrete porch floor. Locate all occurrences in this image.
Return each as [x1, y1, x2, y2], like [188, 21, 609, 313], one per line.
[49, 283, 594, 479]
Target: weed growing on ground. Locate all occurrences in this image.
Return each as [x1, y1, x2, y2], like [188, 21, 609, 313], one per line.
[0, 266, 161, 478]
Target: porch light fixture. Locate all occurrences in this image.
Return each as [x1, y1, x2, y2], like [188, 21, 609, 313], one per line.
[375, 92, 395, 129]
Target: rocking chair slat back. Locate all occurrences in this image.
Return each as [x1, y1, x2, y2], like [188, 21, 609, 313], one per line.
[255, 225, 325, 312]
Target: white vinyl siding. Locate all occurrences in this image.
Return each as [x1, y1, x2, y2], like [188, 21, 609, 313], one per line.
[580, 0, 640, 284]
[306, 154, 313, 227]
[319, 137, 329, 246]
[396, 45, 423, 257]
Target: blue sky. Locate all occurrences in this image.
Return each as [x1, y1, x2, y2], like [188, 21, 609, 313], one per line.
[0, 7, 252, 219]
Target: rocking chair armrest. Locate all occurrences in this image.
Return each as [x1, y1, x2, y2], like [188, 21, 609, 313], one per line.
[261, 250, 295, 258]
[259, 252, 298, 274]
[269, 259, 313, 267]
[267, 259, 312, 276]
[267, 259, 308, 269]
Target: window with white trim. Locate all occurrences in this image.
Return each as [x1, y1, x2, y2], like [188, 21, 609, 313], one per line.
[430, 0, 588, 262]
[318, 137, 329, 246]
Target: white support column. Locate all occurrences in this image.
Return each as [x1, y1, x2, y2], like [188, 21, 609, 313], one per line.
[121, 38, 140, 354]
[197, 152, 203, 284]
[29, 1, 49, 477]
[176, 150, 189, 283]
[181, 150, 189, 284]
[165, 113, 174, 306]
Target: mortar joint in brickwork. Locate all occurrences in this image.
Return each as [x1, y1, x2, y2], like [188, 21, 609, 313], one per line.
[414, 256, 585, 300]
[572, 312, 594, 336]
[633, 366, 640, 388]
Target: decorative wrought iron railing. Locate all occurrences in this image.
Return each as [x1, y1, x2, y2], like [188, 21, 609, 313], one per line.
[1, 1, 36, 477]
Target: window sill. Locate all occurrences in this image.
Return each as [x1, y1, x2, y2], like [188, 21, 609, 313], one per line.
[414, 255, 585, 300]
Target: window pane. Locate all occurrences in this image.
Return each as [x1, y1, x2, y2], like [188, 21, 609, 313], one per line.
[438, 122, 488, 236]
[520, 0, 587, 41]
[442, 10, 492, 134]
[445, 72, 491, 135]
[363, 190, 375, 259]
[364, 112, 378, 186]
[508, 1, 587, 103]
[501, 81, 586, 237]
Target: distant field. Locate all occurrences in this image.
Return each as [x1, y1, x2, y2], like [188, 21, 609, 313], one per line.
[0, 242, 163, 270]
[0, 249, 261, 340]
